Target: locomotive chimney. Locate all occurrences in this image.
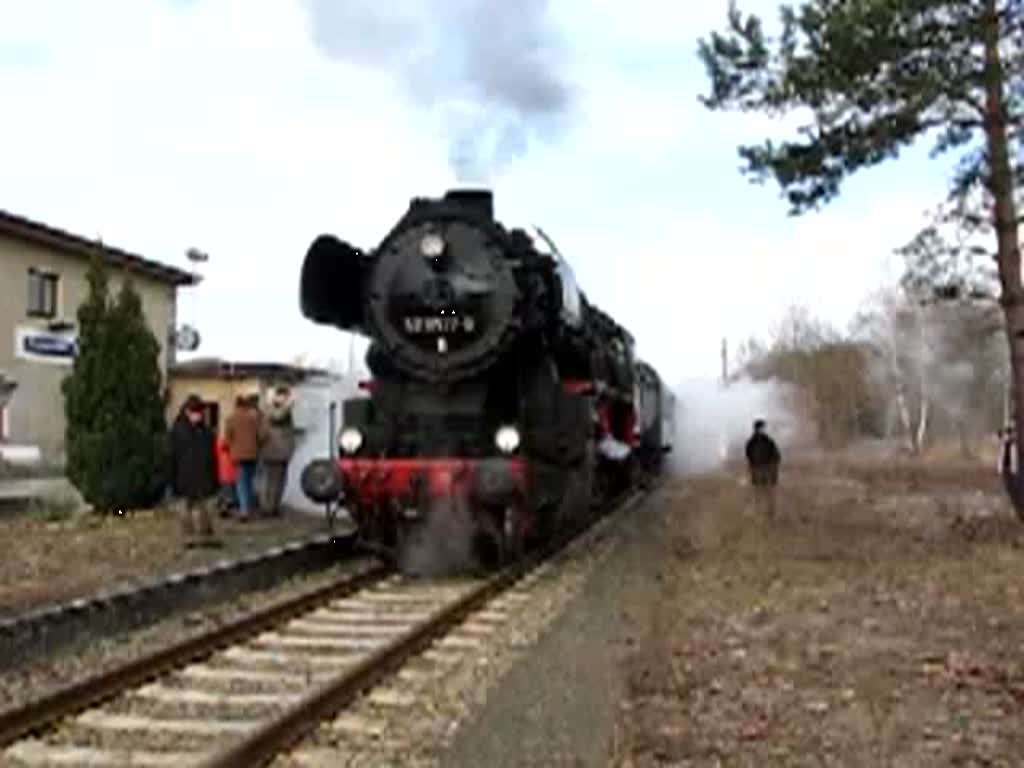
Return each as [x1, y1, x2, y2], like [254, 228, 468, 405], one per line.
[443, 188, 494, 219]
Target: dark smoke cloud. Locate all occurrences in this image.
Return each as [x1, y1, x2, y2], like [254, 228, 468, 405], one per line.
[300, 0, 576, 182]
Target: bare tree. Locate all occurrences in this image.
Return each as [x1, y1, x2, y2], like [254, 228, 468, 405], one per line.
[852, 290, 939, 454]
[853, 287, 1007, 455]
[742, 304, 882, 447]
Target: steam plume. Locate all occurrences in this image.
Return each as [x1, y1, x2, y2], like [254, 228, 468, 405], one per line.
[300, 0, 576, 182]
[398, 495, 478, 577]
[670, 377, 805, 475]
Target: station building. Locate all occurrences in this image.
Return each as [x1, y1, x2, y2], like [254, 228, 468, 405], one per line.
[0, 208, 195, 464]
[167, 358, 328, 436]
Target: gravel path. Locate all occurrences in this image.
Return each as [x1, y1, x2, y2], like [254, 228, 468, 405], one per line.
[436, 486, 678, 768]
[0, 507, 346, 618]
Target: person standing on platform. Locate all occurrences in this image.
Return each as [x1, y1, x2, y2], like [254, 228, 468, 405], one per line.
[225, 393, 266, 521]
[261, 385, 297, 516]
[167, 394, 221, 547]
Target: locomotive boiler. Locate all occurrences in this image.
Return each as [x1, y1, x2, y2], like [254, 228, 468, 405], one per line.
[299, 188, 671, 571]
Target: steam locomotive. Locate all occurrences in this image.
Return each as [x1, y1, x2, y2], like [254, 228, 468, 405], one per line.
[299, 188, 674, 571]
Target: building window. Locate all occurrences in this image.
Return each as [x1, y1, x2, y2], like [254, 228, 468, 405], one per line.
[27, 268, 59, 318]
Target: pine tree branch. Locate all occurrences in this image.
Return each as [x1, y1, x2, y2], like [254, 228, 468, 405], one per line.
[697, 0, 1004, 213]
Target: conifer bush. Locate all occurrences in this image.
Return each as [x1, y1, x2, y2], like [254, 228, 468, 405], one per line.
[62, 256, 168, 512]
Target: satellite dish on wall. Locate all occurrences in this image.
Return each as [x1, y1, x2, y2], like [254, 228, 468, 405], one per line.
[174, 325, 201, 352]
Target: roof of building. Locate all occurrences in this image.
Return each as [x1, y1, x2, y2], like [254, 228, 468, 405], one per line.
[170, 357, 331, 383]
[0, 208, 197, 287]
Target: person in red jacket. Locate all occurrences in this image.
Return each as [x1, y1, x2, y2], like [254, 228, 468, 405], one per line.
[215, 434, 238, 516]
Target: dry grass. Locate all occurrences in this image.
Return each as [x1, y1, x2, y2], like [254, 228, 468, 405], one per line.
[612, 455, 1024, 767]
[0, 508, 331, 618]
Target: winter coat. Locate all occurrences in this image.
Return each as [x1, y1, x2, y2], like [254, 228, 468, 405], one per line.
[216, 437, 237, 484]
[261, 401, 297, 463]
[745, 432, 781, 468]
[167, 413, 218, 500]
[225, 406, 266, 462]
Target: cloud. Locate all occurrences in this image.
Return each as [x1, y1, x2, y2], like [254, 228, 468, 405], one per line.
[299, 0, 577, 182]
[0, 0, 958, 385]
[544, 192, 934, 386]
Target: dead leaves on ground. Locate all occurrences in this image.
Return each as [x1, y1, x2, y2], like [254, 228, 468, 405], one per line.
[613, 464, 1024, 766]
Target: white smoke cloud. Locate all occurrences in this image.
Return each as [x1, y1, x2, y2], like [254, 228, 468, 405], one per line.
[670, 376, 801, 475]
[298, 0, 576, 182]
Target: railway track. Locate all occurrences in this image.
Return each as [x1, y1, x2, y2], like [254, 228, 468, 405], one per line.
[0, 489, 649, 767]
[0, 529, 358, 671]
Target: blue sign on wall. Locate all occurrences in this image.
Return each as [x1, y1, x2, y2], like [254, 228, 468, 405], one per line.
[15, 327, 77, 364]
[23, 334, 76, 357]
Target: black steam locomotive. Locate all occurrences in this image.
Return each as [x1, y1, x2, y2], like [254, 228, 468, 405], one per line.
[299, 189, 674, 571]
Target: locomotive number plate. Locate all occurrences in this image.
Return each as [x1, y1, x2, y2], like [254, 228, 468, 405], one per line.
[403, 315, 476, 334]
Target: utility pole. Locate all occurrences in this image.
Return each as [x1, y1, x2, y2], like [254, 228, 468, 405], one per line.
[720, 337, 728, 385]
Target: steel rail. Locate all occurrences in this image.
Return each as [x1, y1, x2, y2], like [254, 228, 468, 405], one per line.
[0, 482, 657, 766]
[202, 488, 649, 768]
[0, 559, 390, 747]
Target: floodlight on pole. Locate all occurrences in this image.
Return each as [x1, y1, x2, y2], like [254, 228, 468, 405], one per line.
[175, 247, 210, 355]
[186, 247, 210, 265]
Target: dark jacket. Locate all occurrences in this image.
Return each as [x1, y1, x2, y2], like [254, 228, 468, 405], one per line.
[745, 432, 781, 468]
[167, 412, 218, 500]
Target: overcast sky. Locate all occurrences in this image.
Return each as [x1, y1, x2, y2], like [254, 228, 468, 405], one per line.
[0, 0, 956, 385]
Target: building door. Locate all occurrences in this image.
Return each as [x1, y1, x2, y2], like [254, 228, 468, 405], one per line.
[203, 402, 220, 433]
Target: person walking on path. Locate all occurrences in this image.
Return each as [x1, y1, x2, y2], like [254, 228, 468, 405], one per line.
[745, 418, 781, 519]
[167, 394, 221, 547]
[261, 385, 297, 516]
[225, 393, 267, 521]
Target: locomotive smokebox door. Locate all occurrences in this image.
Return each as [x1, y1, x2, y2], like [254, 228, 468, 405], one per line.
[365, 213, 521, 383]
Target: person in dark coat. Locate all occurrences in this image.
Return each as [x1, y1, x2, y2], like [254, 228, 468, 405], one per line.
[167, 394, 221, 547]
[745, 418, 781, 519]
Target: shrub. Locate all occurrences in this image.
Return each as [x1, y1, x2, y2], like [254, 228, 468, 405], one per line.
[62, 256, 167, 512]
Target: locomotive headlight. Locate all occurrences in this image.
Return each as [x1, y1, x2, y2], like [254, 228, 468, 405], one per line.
[420, 232, 445, 259]
[494, 425, 520, 454]
[338, 427, 363, 454]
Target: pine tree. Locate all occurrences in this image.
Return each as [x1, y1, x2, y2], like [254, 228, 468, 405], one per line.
[62, 256, 168, 512]
[698, 0, 1023, 512]
[106, 274, 169, 507]
[63, 255, 112, 505]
